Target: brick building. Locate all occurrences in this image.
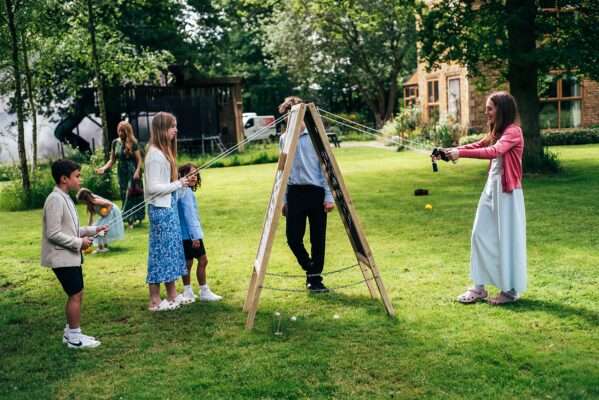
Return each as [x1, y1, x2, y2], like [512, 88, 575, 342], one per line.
[407, 0, 599, 132]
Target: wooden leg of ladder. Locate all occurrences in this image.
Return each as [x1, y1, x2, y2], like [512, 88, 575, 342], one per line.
[358, 261, 378, 299]
[369, 265, 395, 317]
[243, 270, 258, 312]
[245, 274, 265, 330]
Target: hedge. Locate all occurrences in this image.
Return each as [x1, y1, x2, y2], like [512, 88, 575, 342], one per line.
[459, 128, 599, 146]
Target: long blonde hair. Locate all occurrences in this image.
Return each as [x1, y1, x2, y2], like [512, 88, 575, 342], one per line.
[117, 121, 138, 156]
[150, 112, 178, 182]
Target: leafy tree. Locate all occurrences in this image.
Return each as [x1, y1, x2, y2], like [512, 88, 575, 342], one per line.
[419, 0, 599, 171]
[263, 0, 418, 127]
[1, 0, 31, 193]
[32, 1, 173, 158]
[187, 0, 295, 115]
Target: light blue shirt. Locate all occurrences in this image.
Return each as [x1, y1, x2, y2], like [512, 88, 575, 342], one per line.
[280, 131, 334, 203]
[177, 187, 204, 240]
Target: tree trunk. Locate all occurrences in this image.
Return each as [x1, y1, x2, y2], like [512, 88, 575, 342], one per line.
[21, 30, 38, 170]
[5, 0, 31, 193]
[86, 0, 110, 161]
[506, 0, 543, 171]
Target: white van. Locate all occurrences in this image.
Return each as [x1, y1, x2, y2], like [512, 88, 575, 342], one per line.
[243, 114, 278, 141]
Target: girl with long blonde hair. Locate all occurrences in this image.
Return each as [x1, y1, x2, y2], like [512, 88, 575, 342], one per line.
[96, 121, 145, 227]
[143, 112, 190, 311]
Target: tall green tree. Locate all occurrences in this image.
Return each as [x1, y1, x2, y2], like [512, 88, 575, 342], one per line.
[263, 0, 418, 127]
[86, 0, 110, 160]
[2, 0, 30, 193]
[33, 1, 173, 156]
[187, 0, 295, 115]
[21, 28, 37, 170]
[419, 0, 599, 171]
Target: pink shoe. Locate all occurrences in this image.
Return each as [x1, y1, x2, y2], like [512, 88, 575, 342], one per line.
[457, 288, 488, 304]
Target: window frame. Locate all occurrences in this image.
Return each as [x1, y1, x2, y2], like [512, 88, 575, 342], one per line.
[446, 77, 461, 123]
[403, 85, 419, 108]
[426, 79, 440, 122]
[539, 74, 583, 129]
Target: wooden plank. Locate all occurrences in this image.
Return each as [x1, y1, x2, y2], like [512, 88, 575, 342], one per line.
[305, 103, 393, 310]
[244, 103, 306, 330]
[304, 104, 378, 298]
[242, 269, 258, 312]
[245, 102, 396, 329]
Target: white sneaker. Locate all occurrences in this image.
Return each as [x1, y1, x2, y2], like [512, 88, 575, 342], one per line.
[65, 333, 101, 349]
[175, 293, 195, 305]
[97, 247, 110, 253]
[199, 287, 222, 302]
[63, 326, 97, 344]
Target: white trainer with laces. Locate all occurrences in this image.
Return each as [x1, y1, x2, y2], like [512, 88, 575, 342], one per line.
[199, 287, 222, 302]
[65, 333, 101, 349]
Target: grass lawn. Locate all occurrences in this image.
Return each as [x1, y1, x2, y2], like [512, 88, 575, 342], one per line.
[1, 145, 598, 399]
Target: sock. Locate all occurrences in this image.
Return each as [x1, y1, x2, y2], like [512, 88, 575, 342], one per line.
[184, 284, 192, 291]
[475, 284, 485, 291]
[200, 284, 208, 292]
[68, 327, 81, 337]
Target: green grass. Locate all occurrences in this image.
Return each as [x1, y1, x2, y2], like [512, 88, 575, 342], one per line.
[1, 145, 598, 399]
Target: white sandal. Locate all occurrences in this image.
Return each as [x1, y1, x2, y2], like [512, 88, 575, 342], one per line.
[457, 288, 488, 304]
[148, 299, 180, 312]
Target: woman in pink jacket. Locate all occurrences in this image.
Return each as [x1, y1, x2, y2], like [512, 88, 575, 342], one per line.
[440, 91, 527, 305]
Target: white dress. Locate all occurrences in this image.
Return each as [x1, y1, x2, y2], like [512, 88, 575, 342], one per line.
[470, 156, 527, 293]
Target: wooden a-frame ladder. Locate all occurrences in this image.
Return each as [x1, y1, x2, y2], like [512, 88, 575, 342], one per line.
[243, 103, 395, 330]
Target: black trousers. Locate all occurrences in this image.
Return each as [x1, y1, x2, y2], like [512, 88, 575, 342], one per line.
[286, 185, 327, 283]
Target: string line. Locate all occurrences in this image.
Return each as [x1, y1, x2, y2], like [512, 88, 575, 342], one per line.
[93, 112, 291, 234]
[265, 263, 360, 279]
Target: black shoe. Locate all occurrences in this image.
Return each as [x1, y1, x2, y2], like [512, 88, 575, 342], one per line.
[307, 281, 329, 293]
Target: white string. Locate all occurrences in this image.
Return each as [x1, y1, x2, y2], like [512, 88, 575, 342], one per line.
[93, 112, 290, 234]
[317, 107, 433, 153]
[115, 112, 290, 224]
[318, 107, 431, 149]
[319, 113, 431, 155]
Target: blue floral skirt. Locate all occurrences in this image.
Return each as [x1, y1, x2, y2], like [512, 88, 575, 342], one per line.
[146, 196, 187, 284]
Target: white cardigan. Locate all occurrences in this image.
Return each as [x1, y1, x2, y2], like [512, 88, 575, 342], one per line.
[144, 146, 182, 207]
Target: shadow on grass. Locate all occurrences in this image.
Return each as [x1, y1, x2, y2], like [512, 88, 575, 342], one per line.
[500, 297, 599, 326]
[308, 289, 392, 311]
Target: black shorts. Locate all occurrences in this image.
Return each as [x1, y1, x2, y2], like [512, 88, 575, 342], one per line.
[53, 266, 84, 296]
[182, 239, 207, 260]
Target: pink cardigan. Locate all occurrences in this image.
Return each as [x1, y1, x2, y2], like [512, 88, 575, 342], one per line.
[458, 124, 524, 193]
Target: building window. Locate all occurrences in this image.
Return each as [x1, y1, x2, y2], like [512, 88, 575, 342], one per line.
[447, 78, 461, 123]
[427, 80, 439, 122]
[539, 74, 582, 129]
[403, 85, 418, 108]
[540, 0, 577, 33]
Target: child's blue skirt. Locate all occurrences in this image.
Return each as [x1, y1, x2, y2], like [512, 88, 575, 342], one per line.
[146, 195, 187, 284]
[94, 204, 125, 244]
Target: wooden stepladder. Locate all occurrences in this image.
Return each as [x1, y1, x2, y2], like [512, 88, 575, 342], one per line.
[243, 103, 395, 330]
